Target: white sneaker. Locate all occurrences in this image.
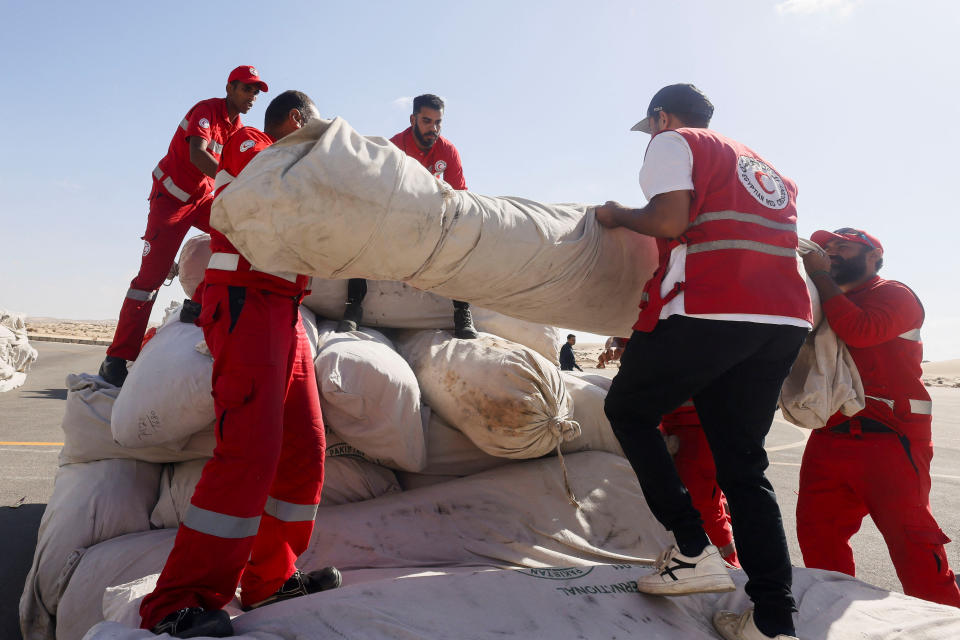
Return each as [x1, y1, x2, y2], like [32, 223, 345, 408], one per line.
[712, 609, 798, 640]
[635, 544, 735, 595]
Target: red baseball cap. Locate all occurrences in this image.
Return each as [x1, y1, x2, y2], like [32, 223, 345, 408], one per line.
[227, 65, 268, 92]
[811, 227, 883, 254]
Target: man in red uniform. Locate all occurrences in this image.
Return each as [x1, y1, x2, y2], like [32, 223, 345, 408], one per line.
[661, 402, 739, 567]
[99, 66, 268, 387]
[139, 90, 340, 638]
[798, 227, 960, 607]
[337, 93, 477, 338]
[597, 84, 811, 640]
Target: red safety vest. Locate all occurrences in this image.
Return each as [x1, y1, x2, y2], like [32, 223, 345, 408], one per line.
[634, 128, 812, 332]
[205, 126, 310, 296]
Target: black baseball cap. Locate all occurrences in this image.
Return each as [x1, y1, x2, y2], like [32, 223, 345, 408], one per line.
[631, 83, 714, 133]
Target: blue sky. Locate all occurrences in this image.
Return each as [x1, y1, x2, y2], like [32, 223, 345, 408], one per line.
[3, 0, 960, 359]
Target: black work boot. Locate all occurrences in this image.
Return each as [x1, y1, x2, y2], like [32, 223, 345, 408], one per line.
[150, 607, 233, 638]
[180, 299, 202, 324]
[336, 301, 363, 333]
[453, 302, 478, 339]
[243, 567, 343, 611]
[98, 355, 129, 387]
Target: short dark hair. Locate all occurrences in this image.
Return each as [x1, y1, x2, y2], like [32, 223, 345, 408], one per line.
[413, 94, 444, 114]
[567, 334, 575, 340]
[669, 110, 711, 129]
[264, 90, 317, 130]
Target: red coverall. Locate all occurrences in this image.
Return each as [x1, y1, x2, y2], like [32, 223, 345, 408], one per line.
[107, 98, 242, 361]
[796, 276, 960, 606]
[140, 127, 325, 629]
[390, 127, 467, 189]
[661, 402, 738, 566]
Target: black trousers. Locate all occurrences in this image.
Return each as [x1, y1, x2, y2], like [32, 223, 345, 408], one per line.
[604, 316, 807, 633]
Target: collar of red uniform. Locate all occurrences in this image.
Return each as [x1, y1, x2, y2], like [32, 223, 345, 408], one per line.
[400, 126, 444, 157]
[845, 274, 882, 296]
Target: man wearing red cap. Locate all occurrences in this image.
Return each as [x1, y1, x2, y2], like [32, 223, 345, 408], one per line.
[138, 90, 341, 638]
[98, 66, 268, 387]
[596, 83, 812, 640]
[799, 228, 960, 607]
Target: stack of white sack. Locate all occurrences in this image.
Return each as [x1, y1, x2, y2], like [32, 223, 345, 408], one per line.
[210, 116, 658, 337]
[0, 309, 38, 392]
[51, 451, 960, 640]
[176, 233, 564, 363]
[396, 329, 580, 460]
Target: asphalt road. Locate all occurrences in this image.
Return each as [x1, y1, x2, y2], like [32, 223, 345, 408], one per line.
[1, 344, 959, 639]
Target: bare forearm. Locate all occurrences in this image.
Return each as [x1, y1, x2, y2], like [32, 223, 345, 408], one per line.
[807, 269, 843, 303]
[190, 147, 219, 178]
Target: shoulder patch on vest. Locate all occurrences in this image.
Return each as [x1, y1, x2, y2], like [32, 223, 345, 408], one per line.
[736, 156, 788, 210]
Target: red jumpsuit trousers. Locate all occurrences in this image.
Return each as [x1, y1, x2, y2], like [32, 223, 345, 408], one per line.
[107, 182, 213, 361]
[139, 283, 325, 629]
[797, 428, 960, 607]
[661, 404, 738, 566]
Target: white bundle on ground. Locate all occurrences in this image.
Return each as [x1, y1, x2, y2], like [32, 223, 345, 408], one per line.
[59, 373, 216, 465]
[149, 437, 401, 529]
[397, 330, 578, 459]
[559, 372, 624, 457]
[304, 281, 562, 363]
[211, 117, 658, 336]
[176, 233, 211, 299]
[0, 309, 38, 392]
[111, 306, 214, 448]
[417, 410, 512, 476]
[19, 459, 162, 640]
[313, 320, 426, 471]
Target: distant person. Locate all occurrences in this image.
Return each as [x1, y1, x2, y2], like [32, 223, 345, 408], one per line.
[798, 227, 960, 607]
[99, 66, 267, 387]
[597, 83, 811, 640]
[597, 336, 628, 368]
[138, 91, 341, 638]
[559, 334, 582, 371]
[337, 94, 477, 339]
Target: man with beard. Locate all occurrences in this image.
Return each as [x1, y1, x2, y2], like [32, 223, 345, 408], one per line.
[336, 94, 478, 339]
[99, 66, 267, 387]
[798, 228, 960, 607]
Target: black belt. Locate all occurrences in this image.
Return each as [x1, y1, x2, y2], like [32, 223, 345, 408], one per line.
[827, 417, 896, 434]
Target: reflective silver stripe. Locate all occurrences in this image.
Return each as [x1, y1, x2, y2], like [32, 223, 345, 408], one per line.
[183, 505, 260, 539]
[214, 170, 236, 192]
[207, 252, 299, 283]
[208, 140, 223, 154]
[910, 399, 933, 415]
[680, 400, 694, 407]
[898, 329, 922, 341]
[865, 395, 895, 410]
[264, 497, 319, 523]
[126, 288, 157, 302]
[689, 210, 797, 232]
[686, 240, 797, 258]
[179, 118, 189, 131]
[152, 164, 190, 202]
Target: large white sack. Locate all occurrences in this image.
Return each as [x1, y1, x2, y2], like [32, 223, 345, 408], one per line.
[111, 306, 214, 448]
[88, 562, 960, 640]
[559, 372, 624, 457]
[211, 117, 658, 337]
[314, 323, 426, 471]
[149, 437, 401, 528]
[59, 373, 216, 465]
[0, 310, 38, 392]
[19, 459, 161, 640]
[418, 410, 511, 476]
[397, 330, 578, 459]
[304, 281, 561, 362]
[176, 233, 211, 299]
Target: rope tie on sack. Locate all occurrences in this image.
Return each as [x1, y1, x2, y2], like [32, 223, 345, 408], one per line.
[547, 416, 583, 509]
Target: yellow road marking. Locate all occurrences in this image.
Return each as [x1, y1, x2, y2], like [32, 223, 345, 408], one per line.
[0, 441, 63, 446]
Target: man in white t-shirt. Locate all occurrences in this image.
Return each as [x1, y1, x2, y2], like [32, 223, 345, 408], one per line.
[595, 84, 811, 640]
